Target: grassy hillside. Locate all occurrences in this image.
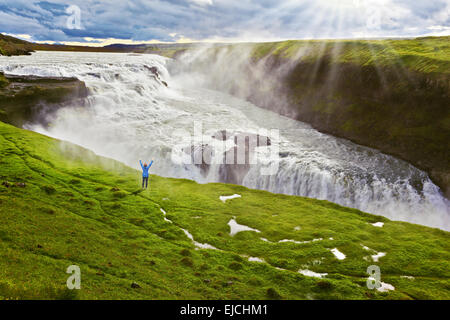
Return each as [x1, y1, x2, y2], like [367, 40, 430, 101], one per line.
[0, 34, 34, 56]
[0, 121, 449, 300]
[247, 37, 450, 74]
[176, 37, 450, 197]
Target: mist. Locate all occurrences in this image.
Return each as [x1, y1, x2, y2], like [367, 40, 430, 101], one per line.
[1, 50, 448, 231]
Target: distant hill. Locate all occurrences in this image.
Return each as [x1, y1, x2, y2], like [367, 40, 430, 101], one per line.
[0, 34, 34, 56]
[0, 33, 218, 58]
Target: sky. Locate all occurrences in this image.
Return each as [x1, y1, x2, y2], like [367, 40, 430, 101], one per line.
[0, 0, 449, 46]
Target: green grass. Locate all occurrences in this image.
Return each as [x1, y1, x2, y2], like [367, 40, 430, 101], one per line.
[247, 37, 450, 74]
[0, 73, 8, 88]
[0, 34, 34, 56]
[0, 121, 449, 300]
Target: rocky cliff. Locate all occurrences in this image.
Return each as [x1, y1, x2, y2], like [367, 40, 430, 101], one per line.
[0, 73, 88, 127]
[173, 37, 450, 197]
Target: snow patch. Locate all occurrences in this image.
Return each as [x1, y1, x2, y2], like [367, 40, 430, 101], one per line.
[330, 248, 346, 260]
[220, 194, 241, 203]
[228, 218, 261, 236]
[279, 238, 323, 245]
[378, 282, 395, 292]
[400, 275, 415, 280]
[367, 277, 395, 292]
[371, 252, 386, 262]
[372, 222, 384, 227]
[298, 269, 328, 278]
[181, 229, 218, 250]
[294, 226, 301, 231]
[248, 257, 265, 263]
[160, 208, 172, 223]
[361, 244, 386, 262]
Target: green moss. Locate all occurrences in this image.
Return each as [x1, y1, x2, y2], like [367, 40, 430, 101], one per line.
[0, 73, 8, 88]
[0, 121, 448, 300]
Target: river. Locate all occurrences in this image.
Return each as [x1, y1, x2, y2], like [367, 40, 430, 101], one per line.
[0, 51, 448, 230]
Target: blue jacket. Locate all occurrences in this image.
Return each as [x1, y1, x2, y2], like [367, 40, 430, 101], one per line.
[140, 160, 153, 178]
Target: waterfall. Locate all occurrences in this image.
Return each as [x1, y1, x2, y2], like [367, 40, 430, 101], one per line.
[0, 51, 448, 230]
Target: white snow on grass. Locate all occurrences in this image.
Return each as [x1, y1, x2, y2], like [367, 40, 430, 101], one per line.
[400, 275, 415, 280]
[220, 194, 241, 203]
[371, 252, 386, 262]
[278, 238, 323, 245]
[160, 208, 172, 223]
[298, 269, 328, 278]
[260, 237, 325, 245]
[372, 222, 384, 227]
[248, 257, 265, 263]
[260, 237, 324, 244]
[361, 244, 386, 262]
[294, 226, 301, 231]
[330, 248, 346, 260]
[228, 218, 261, 236]
[378, 282, 395, 292]
[160, 206, 216, 250]
[367, 278, 395, 292]
[181, 229, 218, 250]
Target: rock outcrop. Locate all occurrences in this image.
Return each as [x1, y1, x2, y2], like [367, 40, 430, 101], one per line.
[186, 130, 271, 185]
[0, 73, 88, 127]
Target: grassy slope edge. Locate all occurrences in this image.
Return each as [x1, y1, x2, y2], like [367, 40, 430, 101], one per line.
[0, 121, 449, 300]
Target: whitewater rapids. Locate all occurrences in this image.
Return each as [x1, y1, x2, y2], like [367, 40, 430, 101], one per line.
[0, 51, 448, 230]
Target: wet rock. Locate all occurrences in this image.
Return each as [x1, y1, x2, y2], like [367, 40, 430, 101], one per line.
[144, 65, 160, 78]
[0, 74, 88, 128]
[15, 182, 26, 188]
[219, 132, 270, 185]
[185, 130, 272, 184]
[203, 279, 211, 284]
[131, 282, 141, 289]
[183, 144, 215, 177]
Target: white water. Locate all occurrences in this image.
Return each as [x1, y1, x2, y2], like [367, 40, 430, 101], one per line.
[0, 51, 449, 230]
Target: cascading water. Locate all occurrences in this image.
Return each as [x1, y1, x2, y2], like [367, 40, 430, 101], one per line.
[0, 51, 448, 230]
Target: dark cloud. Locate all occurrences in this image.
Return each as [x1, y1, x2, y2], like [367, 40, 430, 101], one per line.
[0, 0, 448, 43]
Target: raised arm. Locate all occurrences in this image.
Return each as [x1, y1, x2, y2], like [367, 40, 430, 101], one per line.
[148, 160, 154, 168]
[139, 160, 144, 169]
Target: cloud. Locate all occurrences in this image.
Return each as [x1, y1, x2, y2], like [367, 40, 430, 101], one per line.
[0, 0, 448, 45]
[188, 0, 213, 6]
